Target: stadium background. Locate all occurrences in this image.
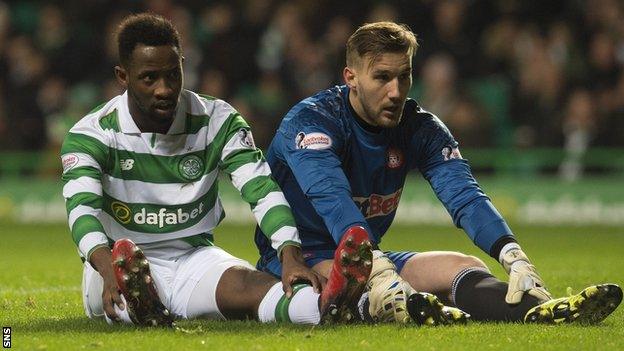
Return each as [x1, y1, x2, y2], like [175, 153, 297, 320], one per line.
[0, 0, 622, 225]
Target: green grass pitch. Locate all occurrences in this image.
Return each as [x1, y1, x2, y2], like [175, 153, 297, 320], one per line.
[1, 221, 623, 350]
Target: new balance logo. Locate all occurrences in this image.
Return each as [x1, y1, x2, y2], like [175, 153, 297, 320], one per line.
[353, 188, 403, 219]
[120, 159, 134, 171]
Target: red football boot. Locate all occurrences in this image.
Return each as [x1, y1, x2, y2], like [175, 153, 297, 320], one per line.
[112, 239, 173, 327]
[319, 226, 373, 323]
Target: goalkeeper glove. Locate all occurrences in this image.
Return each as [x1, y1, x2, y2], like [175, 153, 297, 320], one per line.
[366, 250, 414, 323]
[499, 243, 552, 304]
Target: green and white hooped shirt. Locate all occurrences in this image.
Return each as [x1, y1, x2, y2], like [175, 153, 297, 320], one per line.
[61, 90, 300, 261]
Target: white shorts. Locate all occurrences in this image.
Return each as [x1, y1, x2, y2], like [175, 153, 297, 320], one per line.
[82, 245, 255, 320]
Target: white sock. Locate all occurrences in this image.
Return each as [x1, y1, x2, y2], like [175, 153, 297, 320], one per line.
[288, 285, 321, 324]
[104, 295, 133, 325]
[257, 282, 320, 324]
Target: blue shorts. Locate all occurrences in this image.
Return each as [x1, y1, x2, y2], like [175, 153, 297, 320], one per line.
[257, 249, 418, 278]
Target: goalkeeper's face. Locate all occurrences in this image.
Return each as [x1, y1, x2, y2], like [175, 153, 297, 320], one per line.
[345, 52, 412, 128]
[116, 44, 183, 126]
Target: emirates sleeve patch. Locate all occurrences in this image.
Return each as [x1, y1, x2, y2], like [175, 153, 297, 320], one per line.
[295, 132, 332, 150]
[61, 153, 80, 173]
[441, 146, 462, 161]
[238, 128, 256, 149]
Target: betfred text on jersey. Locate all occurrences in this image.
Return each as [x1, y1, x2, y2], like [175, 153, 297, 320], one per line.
[353, 188, 403, 219]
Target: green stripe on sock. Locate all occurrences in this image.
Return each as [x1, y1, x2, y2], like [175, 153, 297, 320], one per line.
[274, 284, 309, 323]
[291, 284, 307, 295]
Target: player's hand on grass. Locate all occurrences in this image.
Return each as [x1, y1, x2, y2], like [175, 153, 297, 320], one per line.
[101, 273, 125, 322]
[280, 245, 326, 297]
[89, 246, 126, 321]
[499, 244, 552, 304]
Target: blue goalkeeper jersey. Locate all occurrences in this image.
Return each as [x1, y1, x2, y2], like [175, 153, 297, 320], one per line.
[255, 85, 512, 259]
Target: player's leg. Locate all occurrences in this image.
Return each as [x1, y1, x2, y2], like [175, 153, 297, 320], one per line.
[399, 251, 542, 321]
[178, 245, 321, 323]
[399, 251, 623, 324]
[310, 259, 333, 277]
[213, 267, 324, 323]
[257, 258, 339, 323]
[101, 240, 283, 324]
[309, 246, 469, 325]
[399, 251, 488, 302]
[183, 229, 372, 324]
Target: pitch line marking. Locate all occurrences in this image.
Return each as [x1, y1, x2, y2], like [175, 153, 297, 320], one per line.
[0, 286, 81, 295]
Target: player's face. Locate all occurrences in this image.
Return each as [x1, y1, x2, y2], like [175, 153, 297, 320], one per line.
[115, 44, 183, 128]
[346, 52, 412, 128]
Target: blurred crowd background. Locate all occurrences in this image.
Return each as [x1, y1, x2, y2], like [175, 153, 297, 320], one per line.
[0, 0, 623, 178]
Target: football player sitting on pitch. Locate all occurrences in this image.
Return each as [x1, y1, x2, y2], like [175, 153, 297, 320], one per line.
[60, 13, 373, 327]
[254, 21, 622, 324]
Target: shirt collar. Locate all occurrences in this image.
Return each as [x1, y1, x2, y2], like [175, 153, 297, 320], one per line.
[117, 90, 186, 134]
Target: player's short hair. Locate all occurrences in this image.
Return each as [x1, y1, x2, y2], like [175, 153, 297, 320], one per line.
[116, 13, 181, 66]
[346, 22, 418, 69]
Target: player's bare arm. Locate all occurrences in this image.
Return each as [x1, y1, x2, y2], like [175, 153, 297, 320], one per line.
[88, 246, 125, 321]
[279, 245, 325, 296]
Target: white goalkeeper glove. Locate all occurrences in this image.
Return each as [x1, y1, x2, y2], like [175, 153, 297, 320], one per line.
[366, 250, 414, 323]
[499, 243, 552, 304]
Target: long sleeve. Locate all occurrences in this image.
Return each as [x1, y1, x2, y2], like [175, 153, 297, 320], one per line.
[275, 109, 373, 245]
[415, 115, 513, 254]
[60, 128, 110, 261]
[218, 112, 301, 254]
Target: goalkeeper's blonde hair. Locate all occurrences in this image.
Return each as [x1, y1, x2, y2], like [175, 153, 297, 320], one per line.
[346, 22, 418, 69]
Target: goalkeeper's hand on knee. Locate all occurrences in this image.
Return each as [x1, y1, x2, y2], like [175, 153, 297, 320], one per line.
[499, 243, 552, 304]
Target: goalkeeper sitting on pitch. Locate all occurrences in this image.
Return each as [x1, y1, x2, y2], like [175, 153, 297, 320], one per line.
[254, 21, 622, 325]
